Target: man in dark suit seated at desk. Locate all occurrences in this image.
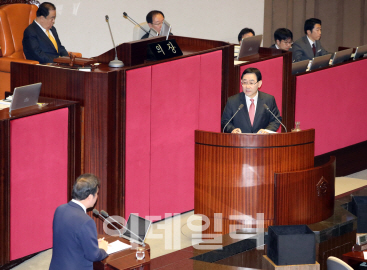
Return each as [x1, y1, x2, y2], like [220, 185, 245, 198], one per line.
[270, 28, 293, 51]
[23, 2, 69, 64]
[49, 174, 109, 270]
[292, 18, 330, 62]
[141, 10, 172, 39]
[238, 27, 255, 45]
[221, 68, 281, 134]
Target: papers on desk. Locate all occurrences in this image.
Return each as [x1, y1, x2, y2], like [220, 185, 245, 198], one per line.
[107, 240, 132, 255]
[0, 100, 10, 110]
[364, 251, 367, 260]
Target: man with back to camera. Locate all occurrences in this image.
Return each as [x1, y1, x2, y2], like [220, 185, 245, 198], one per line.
[49, 174, 108, 270]
[23, 2, 69, 64]
[292, 18, 330, 62]
[270, 28, 293, 51]
[238, 28, 255, 45]
[221, 68, 281, 134]
[141, 10, 172, 39]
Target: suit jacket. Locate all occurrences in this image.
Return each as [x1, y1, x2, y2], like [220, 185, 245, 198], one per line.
[49, 201, 108, 270]
[23, 21, 68, 64]
[270, 44, 277, 49]
[221, 91, 281, 133]
[292, 35, 329, 62]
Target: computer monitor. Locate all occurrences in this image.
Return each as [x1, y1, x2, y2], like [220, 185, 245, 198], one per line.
[160, 20, 171, 40]
[331, 48, 353, 65]
[10, 82, 42, 113]
[309, 54, 332, 71]
[354, 44, 367, 60]
[237, 35, 263, 59]
[121, 214, 152, 244]
[292, 60, 310, 75]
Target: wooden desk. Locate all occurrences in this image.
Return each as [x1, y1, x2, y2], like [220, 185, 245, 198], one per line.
[0, 98, 80, 265]
[94, 235, 150, 270]
[343, 251, 367, 266]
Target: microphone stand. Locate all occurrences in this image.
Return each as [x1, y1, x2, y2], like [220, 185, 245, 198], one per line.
[105, 15, 124, 68]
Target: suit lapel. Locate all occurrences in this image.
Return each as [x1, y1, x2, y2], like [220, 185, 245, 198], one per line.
[33, 22, 58, 53]
[253, 91, 265, 131]
[239, 93, 252, 131]
[302, 36, 314, 59]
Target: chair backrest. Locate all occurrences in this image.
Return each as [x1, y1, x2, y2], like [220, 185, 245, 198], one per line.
[327, 256, 354, 270]
[133, 22, 150, 41]
[0, 4, 38, 58]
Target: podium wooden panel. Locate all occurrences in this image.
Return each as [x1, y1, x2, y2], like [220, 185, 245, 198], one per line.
[195, 129, 315, 234]
[0, 98, 80, 265]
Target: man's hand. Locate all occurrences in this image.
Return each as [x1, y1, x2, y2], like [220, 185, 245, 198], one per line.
[231, 128, 242, 134]
[257, 129, 269, 134]
[98, 238, 109, 251]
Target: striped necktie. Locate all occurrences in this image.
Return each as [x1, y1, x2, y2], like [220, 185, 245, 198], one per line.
[46, 30, 58, 52]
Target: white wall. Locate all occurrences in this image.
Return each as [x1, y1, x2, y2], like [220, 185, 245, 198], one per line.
[51, 0, 264, 58]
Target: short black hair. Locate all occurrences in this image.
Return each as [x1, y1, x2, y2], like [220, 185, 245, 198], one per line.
[72, 174, 100, 201]
[146, 10, 164, 24]
[274, 28, 293, 42]
[36, 2, 56, 18]
[238, 28, 255, 42]
[241, 67, 262, 82]
[304, 18, 321, 35]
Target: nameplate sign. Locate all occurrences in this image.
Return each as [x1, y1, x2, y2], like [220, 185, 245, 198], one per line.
[147, 39, 183, 60]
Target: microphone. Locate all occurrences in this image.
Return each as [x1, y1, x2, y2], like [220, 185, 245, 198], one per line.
[222, 104, 244, 133]
[100, 210, 146, 246]
[105, 15, 124, 68]
[123, 12, 149, 34]
[93, 209, 123, 237]
[263, 104, 287, 133]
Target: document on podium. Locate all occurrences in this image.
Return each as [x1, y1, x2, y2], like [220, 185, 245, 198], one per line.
[107, 240, 132, 255]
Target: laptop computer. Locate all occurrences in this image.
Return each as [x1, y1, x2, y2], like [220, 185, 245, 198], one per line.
[121, 214, 152, 245]
[237, 35, 263, 59]
[160, 20, 171, 40]
[331, 48, 353, 65]
[292, 60, 310, 75]
[309, 54, 332, 71]
[354, 44, 367, 60]
[10, 82, 42, 113]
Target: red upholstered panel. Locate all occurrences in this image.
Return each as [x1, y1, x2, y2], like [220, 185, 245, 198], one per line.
[125, 67, 152, 220]
[10, 108, 69, 260]
[238, 57, 284, 127]
[150, 56, 201, 220]
[295, 59, 367, 156]
[199, 51, 222, 132]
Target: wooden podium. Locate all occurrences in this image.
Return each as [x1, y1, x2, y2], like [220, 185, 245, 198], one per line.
[194, 129, 335, 234]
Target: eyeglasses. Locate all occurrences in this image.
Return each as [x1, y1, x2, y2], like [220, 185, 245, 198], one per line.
[241, 81, 258, 86]
[152, 21, 164, 26]
[282, 40, 293, 45]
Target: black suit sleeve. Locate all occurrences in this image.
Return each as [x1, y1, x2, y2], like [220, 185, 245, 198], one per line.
[221, 97, 239, 133]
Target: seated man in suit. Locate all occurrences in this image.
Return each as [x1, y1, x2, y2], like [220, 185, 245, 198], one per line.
[221, 68, 281, 134]
[270, 28, 293, 51]
[292, 18, 330, 62]
[23, 2, 68, 64]
[238, 28, 255, 45]
[141, 10, 172, 39]
[49, 174, 109, 270]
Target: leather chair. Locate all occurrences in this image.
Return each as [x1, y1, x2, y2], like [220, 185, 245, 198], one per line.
[327, 256, 354, 270]
[0, 4, 39, 98]
[133, 22, 151, 40]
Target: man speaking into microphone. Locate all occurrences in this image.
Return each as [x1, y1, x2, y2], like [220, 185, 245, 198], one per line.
[221, 68, 282, 134]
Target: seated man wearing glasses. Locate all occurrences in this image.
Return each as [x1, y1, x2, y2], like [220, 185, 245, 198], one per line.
[141, 10, 171, 39]
[221, 68, 281, 134]
[270, 28, 293, 51]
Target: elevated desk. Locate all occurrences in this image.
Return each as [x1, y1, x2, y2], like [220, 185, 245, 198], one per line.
[287, 57, 367, 176]
[195, 129, 335, 234]
[11, 36, 233, 228]
[0, 98, 80, 265]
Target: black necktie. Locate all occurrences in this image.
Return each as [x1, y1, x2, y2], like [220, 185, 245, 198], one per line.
[312, 43, 316, 56]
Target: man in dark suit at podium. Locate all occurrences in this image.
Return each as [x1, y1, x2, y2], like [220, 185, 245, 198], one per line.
[49, 174, 108, 270]
[221, 68, 281, 134]
[23, 2, 68, 64]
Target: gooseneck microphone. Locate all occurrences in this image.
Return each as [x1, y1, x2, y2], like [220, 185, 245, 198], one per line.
[222, 104, 244, 133]
[100, 210, 146, 246]
[93, 209, 123, 237]
[105, 15, 124, 68]
[123, 12, 150, 35]
[263, 104, 287, 133]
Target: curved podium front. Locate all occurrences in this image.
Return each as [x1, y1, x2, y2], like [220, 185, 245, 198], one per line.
[195, 129, 335, 234]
